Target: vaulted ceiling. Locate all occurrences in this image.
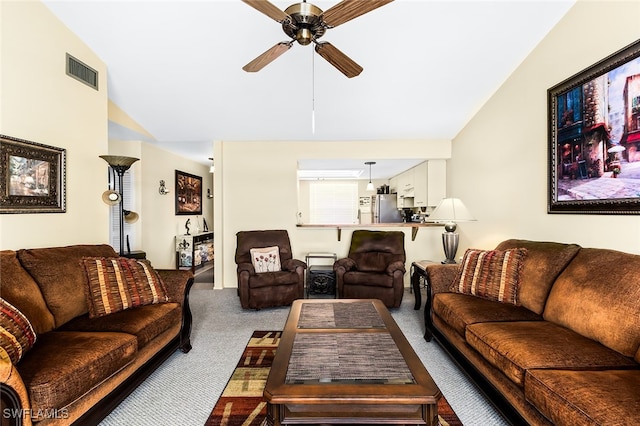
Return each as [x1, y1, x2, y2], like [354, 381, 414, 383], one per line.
[43, 0, 575, 165]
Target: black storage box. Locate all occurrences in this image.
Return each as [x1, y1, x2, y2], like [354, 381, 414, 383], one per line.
[307, 265, 336, 295]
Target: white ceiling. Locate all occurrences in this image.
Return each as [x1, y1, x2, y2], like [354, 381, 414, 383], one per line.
[43, 0, 575, 167]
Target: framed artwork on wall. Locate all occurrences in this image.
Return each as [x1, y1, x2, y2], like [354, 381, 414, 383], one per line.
[175, 170, 202, 215]
[0, 134, 66, 214]
[548, 39, 640, 214]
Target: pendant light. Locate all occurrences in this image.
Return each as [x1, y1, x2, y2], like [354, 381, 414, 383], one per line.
[365, 161, 376, 191]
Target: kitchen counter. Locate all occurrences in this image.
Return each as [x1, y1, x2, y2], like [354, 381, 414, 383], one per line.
[296, 222, 443, 241]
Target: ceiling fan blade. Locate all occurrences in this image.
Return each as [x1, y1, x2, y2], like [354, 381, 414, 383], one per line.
[243, 42, 293, 73]
[314, 42, 363, 78]
[242, 0, 290, 23]
[322, 0, 394, 28]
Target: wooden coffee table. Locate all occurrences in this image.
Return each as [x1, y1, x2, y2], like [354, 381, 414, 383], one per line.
[264, 299, 442, 425]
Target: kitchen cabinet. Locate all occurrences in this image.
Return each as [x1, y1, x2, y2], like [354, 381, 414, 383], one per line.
[391, 160, 446, 208]
[396, 168, 414, 208]
[398, 167, 415, 196]
[388, 176, 398, 194]
[426, 159, 446, 206]
[413, 162, 428, 207]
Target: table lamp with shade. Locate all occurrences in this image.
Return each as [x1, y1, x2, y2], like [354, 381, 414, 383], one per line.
[429, 198, 475, 264]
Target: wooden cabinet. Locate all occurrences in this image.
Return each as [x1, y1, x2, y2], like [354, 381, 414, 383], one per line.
[175, 232, 214, 272]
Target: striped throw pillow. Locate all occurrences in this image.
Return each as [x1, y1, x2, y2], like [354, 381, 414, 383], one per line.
[0, 297, 37, 364]
[82, 257, 169, 318]
[451, 248, 527, 305]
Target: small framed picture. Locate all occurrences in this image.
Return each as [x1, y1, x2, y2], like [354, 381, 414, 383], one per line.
[0, 134, 66, 214]
[175, 170, 202, 215]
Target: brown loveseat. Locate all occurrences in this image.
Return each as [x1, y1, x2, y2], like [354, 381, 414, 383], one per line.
[424, 239, 640, 426]
[1, 244, 193, 425]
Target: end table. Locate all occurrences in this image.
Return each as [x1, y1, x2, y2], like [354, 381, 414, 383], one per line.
[122, 250, 146, 260]
[305, 252, 337, 297]
[410, 260, 436, 310]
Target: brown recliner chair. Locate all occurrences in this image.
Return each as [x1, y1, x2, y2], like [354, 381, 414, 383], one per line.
[235, 230, 306, 310]
[334, 230, 406, 308]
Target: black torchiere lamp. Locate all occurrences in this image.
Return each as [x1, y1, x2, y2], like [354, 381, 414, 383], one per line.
[99, 155, 139, 255]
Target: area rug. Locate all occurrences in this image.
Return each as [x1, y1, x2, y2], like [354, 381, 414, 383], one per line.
[205, 330, 463, 426]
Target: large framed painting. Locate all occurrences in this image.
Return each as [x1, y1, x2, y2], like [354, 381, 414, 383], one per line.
[175, 170, 202, 215]
[0, 135, 66, 214]
[548, 39, 640, 214]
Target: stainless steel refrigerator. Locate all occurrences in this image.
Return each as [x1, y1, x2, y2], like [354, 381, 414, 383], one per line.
[372, 194, 403, 223]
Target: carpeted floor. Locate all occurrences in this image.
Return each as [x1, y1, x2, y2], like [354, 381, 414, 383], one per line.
[98, 288, 509, 426]
[205, 330, 463, 426]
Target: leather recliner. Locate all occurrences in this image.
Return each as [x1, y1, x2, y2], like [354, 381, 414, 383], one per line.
[235, 230, 306, 310]
[334, 230, 406, 308]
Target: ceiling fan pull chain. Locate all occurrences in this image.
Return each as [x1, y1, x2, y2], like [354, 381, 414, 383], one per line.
[311, 48, 316, 134]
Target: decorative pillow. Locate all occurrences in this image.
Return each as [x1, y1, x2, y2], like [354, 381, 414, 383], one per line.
[82, 257, 169, 318]
[451, 248, 527, 305]
[249, 246, 282, 273]
[0, 297, 37, 364]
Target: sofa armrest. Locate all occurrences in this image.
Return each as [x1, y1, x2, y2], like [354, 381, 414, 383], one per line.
[282, 258, 306, 272]
[426, 264, 459, 294]
[386, 260, 406, 276]
[236, 262, 255, 276]
[1, 358, 33, 426]
[156, 269, 194, 353]
[333, 257, 356, 273]
[156, 269, 193, 304]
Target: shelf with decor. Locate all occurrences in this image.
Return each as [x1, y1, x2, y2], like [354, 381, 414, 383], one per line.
[175, 232, 214, 273]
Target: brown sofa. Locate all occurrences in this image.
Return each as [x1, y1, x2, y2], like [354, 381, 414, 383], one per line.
[334, 230, 406, 308]
[1, 244, 193, 425]
[424, 239, 640, 426]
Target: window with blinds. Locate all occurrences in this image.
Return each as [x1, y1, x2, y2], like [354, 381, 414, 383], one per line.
[309, 181, 359, 224]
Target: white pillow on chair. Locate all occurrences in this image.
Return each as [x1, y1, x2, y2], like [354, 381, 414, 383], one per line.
[249, 246, 281, 273]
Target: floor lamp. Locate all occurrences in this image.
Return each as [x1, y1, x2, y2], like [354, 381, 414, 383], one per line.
[429, 198, 475, 264]
[99, 155, 139, 255]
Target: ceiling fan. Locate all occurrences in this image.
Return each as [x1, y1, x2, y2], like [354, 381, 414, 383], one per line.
[242, 0, 393, 78]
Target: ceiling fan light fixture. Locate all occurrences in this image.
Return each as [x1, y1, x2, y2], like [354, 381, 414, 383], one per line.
[296, 28, 313, 45]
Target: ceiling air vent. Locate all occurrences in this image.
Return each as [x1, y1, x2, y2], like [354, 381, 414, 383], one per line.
[66, 53, 98, 90]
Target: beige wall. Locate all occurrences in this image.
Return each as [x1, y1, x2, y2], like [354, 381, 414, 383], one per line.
[213, 140, 451, 289]
[0, 1, 213, 264]
[0, 1, 109, 249]
[140, 142, 213, 269]
[449, 0, 640, 255]
[107, 139, 213, 269]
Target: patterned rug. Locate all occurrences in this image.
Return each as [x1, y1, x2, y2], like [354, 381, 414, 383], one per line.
[205, 331, 463, 426]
